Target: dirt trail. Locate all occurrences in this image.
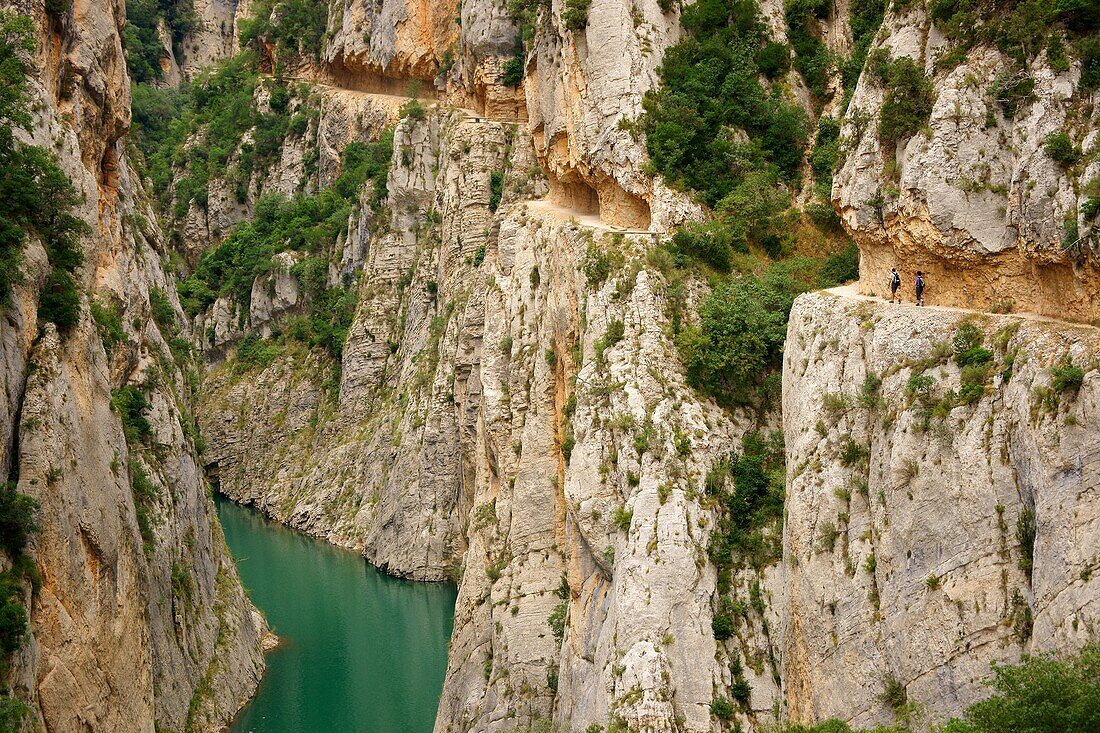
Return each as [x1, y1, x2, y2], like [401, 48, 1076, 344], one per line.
[826, 283, 1098, 330]
[521, 199, 658, 236]
[304, 80, 509, 124]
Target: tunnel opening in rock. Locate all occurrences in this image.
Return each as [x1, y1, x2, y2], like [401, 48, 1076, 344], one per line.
[319, 55, 440, 99]
[547, 174, 600, 217]
[598, 177, 651, 231]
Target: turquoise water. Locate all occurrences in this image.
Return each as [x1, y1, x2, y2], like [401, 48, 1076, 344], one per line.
[216, 495, 457, 733]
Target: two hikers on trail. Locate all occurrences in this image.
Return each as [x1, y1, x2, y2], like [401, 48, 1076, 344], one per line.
[888, 268, 925, 306]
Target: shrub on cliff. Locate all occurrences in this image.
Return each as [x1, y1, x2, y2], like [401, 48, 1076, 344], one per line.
[0, 12, 87, 331]
[0, 484, 38, 558]
[946, 643, 1100, 733]
[784, 0, 832, 100]
[562, 0, 592, 31]
[1044, 132, 1081, 168]
[877, 56, 934, 145]
[240, 0, 328, 61]
[640, 1, 810, 206]
[677, 258, 820, 406]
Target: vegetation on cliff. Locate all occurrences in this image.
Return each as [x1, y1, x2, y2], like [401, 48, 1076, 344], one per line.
[638, 0, 864, 410]
[121, 0, 199, 82]
[239, 0, 330, 62]
[177, 131, 392, 361]
[764, 642, 1100, 733]
[0, 12, 87, 334]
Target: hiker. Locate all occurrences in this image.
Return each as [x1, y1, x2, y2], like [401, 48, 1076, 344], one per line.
[915, 271, 926, 306]
[889, 268, 901, 303]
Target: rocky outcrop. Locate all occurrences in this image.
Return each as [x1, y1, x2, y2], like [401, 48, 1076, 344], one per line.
[433, 206, 766, 732]
[835, 5, 1100, 321]
[179, 82, 403, 264]
[0, 1, 265, 729]
[781, 291, 1099, 727]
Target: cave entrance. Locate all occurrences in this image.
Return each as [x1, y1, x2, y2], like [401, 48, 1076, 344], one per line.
[548, 176, 600, 217]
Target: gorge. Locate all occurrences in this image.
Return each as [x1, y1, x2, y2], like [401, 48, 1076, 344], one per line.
[0, 0, 1097, 732]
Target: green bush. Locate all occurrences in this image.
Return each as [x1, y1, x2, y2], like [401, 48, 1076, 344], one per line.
[612, 506, 632, 532]
[548, 601, 567, 642]
[711, 612, 736, 640]
[818, 242, 859, 285]
[948, 643, 1100, 733]
[562, 0, 592, 31]
[0, 484, 39, 557]
[1052, 359, 1085, 392]
[810, 116, 841, 194]
[929, 1, 1099, 83]
[582, 240, 625, 286]
[640, 2, 810, 206]
[489, 170, 504, 212]
[0, 573, 27, 655]
[129, 458, 159, 554]
[0, 696, 30, 733]
[1043, 132, 1080, 167]
[112, 386, 153, 445]
[0, 14, 88, 328]
[1078, 35, 1100, 90]
[240, 0, 328, 60]
[707, 432, 786, 570]
[37, 269, 81, 333]
[91, 300, 126, 350]
[877, 56, 934, 144]
[400, 98, 426, 122]
[677, 259, 818, 405]
[44, 0, 70, 16]
[502, 38, 525, 86]
[669, 221, 739, 272]
[842, 0, 887, 91]
[785, 0, 832, 100]
[234, 333, 282, 373]
[956, 347, 993, 367]
[757, 41, 790, 78]
[710, 696, 735, 719]
[989, 70, 1035, 117]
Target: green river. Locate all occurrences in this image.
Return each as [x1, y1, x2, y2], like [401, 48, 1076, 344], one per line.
[216, 495, 457, 732]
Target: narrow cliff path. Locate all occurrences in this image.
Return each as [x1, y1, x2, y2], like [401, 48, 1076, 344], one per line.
[306, 80, 411, 112]
[826, 283, 1099, 330]
[298, 79, 662, 233]
[521, 198, 659, 236]
[303, 80, 510, 124]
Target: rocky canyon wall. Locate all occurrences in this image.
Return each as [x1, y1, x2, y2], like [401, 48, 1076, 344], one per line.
[0, 1, 264, 730]
[835, 3, 1100, 321]
[781, 291, 1099, 728]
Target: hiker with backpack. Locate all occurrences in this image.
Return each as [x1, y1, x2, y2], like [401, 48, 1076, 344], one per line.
[915, 271, 926, 306]
[889, 268, 901, 303]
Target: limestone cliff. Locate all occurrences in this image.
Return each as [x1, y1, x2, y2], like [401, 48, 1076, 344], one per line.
[0, 1, 264, 730]
[781, 291, 1099, 727]
[835, 3, 1100, 321]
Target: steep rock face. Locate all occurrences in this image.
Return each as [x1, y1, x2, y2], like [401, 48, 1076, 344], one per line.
[199, 109, 528, 576]
[835, 5, 1100, 321]
[326, 0, 459, 83]
[527, 0, 695, 230]
[1, 2, 264, 729]
[781, 291, 1099, 728]
[176, 0, 242, 77]
[433, 206, 770, 732]
[180, 83, 402, 266]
